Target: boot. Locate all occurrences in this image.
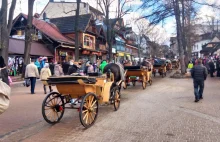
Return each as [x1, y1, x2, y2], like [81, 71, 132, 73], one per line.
[43, 85, 47, 94]
[49, 86, 53, 92]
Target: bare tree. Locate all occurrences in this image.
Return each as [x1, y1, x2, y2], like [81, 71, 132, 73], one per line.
[97, 0, 133, 61]
[24, 0, 35, 66]
[0, 0, 17, 64]
[140, 0, 220, 73]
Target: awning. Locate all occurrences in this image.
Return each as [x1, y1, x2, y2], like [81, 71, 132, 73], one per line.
[9, 38, 53, 57]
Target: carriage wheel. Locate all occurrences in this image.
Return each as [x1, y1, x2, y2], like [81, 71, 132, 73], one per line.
[42, 92, 65, 124]
[113, 87, 121, 111]
[79, 93, 98, 128]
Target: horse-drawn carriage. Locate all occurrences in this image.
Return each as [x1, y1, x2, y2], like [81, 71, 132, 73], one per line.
[123, 66, 153, 89]
[166, 60, 172, 71]
[152, 58, 167, 77]
[42, 74, 121, 128]
[172, 59, 180, 69]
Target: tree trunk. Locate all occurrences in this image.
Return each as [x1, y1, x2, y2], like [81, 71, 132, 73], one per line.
[24, 0, 35, 66]
[0, 0, 8, 64]
[74, 0, 81, 62]
[173, 0, 186, 74]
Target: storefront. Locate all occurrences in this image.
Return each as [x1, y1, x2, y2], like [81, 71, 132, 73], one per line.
[56, 48, 75, 62]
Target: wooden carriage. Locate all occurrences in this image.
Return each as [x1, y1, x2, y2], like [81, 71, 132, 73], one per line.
[172, 60, 179, 69]
[123, 66, 153, 89]
[42, 75, 120, 128]
[166, 60, 172, 71]
[152, 64, 167, 77]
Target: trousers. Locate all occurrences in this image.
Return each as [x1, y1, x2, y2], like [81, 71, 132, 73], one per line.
[193, 80, 204, 100]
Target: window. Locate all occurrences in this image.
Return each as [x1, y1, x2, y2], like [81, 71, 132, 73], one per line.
[84, 35, 94, 49]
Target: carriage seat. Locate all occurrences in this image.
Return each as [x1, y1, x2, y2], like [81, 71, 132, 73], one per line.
[48, 76, 97, 84]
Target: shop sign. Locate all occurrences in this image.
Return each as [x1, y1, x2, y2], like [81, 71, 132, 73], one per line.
[59, 51, 67, 56]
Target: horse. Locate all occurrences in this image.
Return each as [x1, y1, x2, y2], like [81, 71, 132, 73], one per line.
[103, 63, 124, 92]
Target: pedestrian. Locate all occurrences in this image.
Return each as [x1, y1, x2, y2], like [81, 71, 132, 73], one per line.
[25, 58, 40, 94]
[188, 61, 194, 69]
[87, 62, 94, 73]
[216, 58, 220, 77]
[54, 62, 64, 77]
[40, 63, 53, 94]
[0, 56, 9, 85]
[49, 59, 55, 76]
[191, 59, 208, 102]
[62, 60, 69, 75]
[99, 60, 108, 73]
[68, 60, 78, 75]
[34, 58, 41, 74]
[208, 60, 215, 77]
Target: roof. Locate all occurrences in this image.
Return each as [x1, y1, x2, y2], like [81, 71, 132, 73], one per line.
[20, 13, 74, 45]
[89, 6, 104, 15]
[9, 38, 53, 56]
[50, 14, 92, 33]
[39, 2, 103, 19]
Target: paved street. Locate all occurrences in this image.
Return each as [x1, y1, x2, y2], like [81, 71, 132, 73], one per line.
[1, 74, 220, 142]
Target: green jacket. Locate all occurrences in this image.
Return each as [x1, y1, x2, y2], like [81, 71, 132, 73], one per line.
[100, 61, 107, 73]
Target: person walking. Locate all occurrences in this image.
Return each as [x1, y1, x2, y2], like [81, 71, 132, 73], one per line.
[208, 60, 215, 77]
[40, 63, 52, 94]
[49, 59, 55, 76]
[216, 58, 220, 77]
[0, 56, 9, 85]
[34, 58, 41, 74]
[191, 59, 208, 102]
[25, 59, 40, 94]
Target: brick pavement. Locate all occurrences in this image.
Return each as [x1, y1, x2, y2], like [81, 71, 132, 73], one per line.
[1, 75, 220, 142]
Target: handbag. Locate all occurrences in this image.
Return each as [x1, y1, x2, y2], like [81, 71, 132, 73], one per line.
[25, 78, 31, 87]
[0, 80, 11, 115]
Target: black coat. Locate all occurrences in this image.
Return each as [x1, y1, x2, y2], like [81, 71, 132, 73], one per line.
[68, 65, 78, 75]
[208, 62, 215, 71]
[191, 64, 208, 81]
[49, 63, 55, 75]
[62, 62, 70, 75]
[1, 68, 9, 85]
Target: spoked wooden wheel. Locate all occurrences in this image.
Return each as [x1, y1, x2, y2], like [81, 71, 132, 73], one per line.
[123, 81, 127, 89]
[42, 92, 65, 124]
[113, 87, 121, 111]
[79, 93, 98, 128]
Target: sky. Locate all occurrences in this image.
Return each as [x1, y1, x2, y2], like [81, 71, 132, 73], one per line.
[2, 0, 220, 45]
